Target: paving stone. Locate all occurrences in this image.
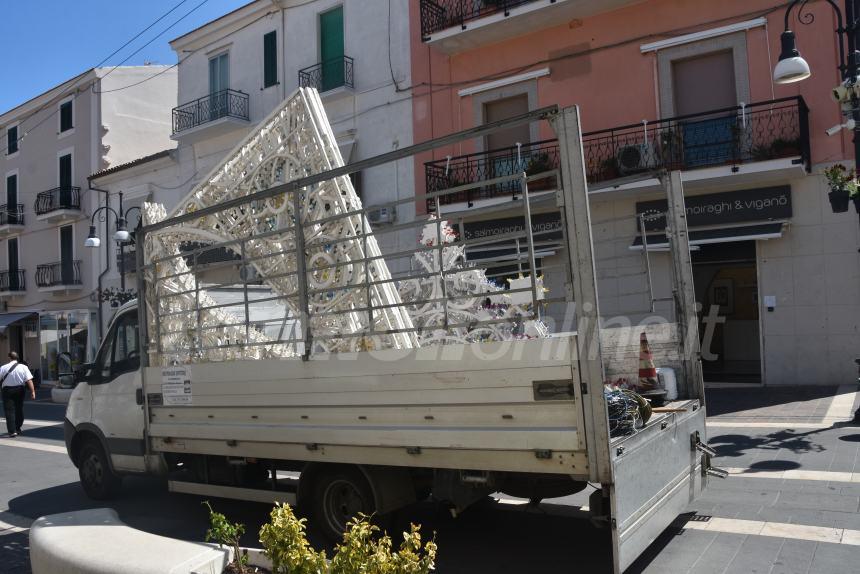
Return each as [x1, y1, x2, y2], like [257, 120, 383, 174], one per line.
[722, 534, 785, 574]
[806, 542, 860, 574]
[772, 491, 859, 512]
[768, 539, 818, 574]
[686, 532, 747, 574]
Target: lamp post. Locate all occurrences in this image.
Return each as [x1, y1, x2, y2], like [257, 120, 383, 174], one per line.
[84, 191, 141, 291]
[774, 1, 860, 422]
[774, 1, 860, 168]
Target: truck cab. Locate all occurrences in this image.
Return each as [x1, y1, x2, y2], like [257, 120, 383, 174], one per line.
[64, 301, 155, 498]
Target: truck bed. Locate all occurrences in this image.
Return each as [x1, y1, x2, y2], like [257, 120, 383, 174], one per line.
[145, 337, 589, 476]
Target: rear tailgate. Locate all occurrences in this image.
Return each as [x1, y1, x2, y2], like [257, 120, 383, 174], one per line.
[610, 403, 707, 573]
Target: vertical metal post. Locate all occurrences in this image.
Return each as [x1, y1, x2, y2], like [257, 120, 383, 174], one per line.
[194, 252, 202, 359]
[135, 228, 152, 457]
[549, 105, 612, 485]
[292, 188, 313, 359]
[362, 208, 373, 334]
[640, 214, 656, 313]
[662, 170, 704, 403]
[520, 173, 540, 319]
[241, 241, 250, 351]
[434, 197, 450, 330]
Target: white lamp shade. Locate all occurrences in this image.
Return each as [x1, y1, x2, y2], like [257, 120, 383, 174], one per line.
[85, 236, 101, 248]
[773, 56, 811, 84]
[113, 229, 131, 242]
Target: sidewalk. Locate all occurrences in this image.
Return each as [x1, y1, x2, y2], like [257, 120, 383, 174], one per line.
[630, 384, 860, 574]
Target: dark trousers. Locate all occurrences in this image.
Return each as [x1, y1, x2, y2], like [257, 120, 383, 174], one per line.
[2, 386, 24, 434]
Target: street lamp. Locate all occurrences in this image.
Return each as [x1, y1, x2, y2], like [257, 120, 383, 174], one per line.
[774, 2, 859, 147]
[775, 1, 860, 422]
[85, 191, 141, 290]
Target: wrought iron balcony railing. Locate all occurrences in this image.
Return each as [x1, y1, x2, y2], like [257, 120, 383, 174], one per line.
[35, 187, 81, 215]
[0, 270, 25, 292]
[0, 204, 24, 225]
[420, 0, 540, 38]
[172, 89, 250, 135]
[424, 96, 809, 211]
[298, 56, 354, 92]
[36, 260, 82, 288]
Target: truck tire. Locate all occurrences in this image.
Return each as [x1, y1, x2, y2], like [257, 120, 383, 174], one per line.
[310, 466, 376, 542]
[79, 441, 122, 500]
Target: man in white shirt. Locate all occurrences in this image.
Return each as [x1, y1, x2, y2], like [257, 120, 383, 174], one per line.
[1, 352, 35, 438]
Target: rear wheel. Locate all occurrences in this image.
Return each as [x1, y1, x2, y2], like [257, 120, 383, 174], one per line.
[79, 441, 122, 500]
[310, 467, 376, 541]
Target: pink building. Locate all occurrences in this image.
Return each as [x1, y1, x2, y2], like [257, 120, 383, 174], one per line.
[410, 0, 860, 386]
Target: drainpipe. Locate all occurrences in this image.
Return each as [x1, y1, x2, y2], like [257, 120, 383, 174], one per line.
[89, 186, 111, 341]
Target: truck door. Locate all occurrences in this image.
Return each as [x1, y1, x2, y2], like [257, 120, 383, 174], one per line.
[89, 309, 145, 472]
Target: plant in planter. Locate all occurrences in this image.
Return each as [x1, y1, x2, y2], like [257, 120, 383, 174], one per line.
[598, 156, 620, 182]
[525, 152, 554, 191]
[823, 163, 858, 213]
[204, 501, 251, 574]
[201, 501, 438, 574]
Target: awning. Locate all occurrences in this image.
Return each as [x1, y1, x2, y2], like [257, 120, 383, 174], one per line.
[0, 312, 37, 334]
[630, 223, 785, 251]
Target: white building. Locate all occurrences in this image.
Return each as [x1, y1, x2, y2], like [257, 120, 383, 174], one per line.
[0, 66, 176, 383]
[89, 0, 418, 334]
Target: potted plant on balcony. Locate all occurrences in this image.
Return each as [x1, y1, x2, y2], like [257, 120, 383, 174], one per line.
[525, 152, 554, 191]
[823, 163, 857, 213]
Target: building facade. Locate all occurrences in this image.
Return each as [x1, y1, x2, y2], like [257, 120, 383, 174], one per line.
[410, 0, 859, 385]
[166, 0, 416, 260]
[86, 0, 418, 339]
[0, 66, 176, 382]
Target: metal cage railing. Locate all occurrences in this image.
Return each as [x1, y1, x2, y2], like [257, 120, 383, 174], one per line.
[172, 89, 250, 134]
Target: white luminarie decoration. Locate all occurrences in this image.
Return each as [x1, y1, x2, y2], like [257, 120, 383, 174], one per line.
[144, 88, 416, 363]
[398, 217, 548, 344]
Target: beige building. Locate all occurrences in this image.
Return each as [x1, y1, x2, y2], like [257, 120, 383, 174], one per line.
[0, 66, 177, 383]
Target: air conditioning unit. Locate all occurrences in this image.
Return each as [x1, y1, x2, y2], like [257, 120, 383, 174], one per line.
[367, 206, 396, 225]
[616, 143, 660, 175]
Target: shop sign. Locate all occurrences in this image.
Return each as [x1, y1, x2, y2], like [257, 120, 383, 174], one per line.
[636, 186, 792, 232]
[461, 212, 563, 242]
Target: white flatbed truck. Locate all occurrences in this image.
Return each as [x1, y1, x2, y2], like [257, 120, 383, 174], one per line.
[63, 93, 720, 573]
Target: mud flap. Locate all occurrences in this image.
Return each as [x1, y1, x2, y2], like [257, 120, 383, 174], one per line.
[609, 405, 707, 573]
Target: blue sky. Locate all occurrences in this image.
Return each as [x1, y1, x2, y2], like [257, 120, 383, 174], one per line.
[0, 0, 249, 114]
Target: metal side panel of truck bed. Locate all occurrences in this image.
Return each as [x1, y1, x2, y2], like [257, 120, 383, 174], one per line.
[144, 336, 590, 476]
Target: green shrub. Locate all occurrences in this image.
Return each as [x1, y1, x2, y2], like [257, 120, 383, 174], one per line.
[258, 503, 328, 574]
[203, 501, 248, 574]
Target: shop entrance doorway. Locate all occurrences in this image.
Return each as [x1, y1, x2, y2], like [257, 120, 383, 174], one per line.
[692, 240, 761, 384]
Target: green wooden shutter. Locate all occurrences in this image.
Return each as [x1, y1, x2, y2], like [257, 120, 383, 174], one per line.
[7, 126, 17, 154]
[264, 31, 278, 88]
[320, 6, 344, 91]
[60, 101, 73, 132]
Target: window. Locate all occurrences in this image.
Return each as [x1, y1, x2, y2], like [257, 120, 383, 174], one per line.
[349, 171, 362, 201]
[209, 53, 229, 94]
[60, 101, 73, 132]
[60, 225, 74, 284]
[6, 173, 19, 224]
[94, 311, 139, 382]
[264, 31, 278, 88]
[320, 6, 345, 91]
[6, 125, 18, 154]
[8, 238, 19, 291]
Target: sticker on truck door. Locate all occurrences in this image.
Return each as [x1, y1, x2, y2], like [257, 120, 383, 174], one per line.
[161, 366, 192, 405]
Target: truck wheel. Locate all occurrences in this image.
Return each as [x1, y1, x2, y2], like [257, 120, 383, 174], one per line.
[79, 441, 122, 500]
[311, 467, 376, 541]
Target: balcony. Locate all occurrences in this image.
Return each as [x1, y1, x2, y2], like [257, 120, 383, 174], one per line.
[35, 187, 81, 223]
[0, 270, 26, 296]
[36, 261, 82, 292]
[171, 89, 250, 141]
[0, 204, 25, 236]
[425, 97, 809, 212]
[299, 56, 355, 96]
[420, 0, 642, 53]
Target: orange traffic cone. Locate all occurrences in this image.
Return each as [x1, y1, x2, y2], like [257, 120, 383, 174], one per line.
[638, 332, 658, 390]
